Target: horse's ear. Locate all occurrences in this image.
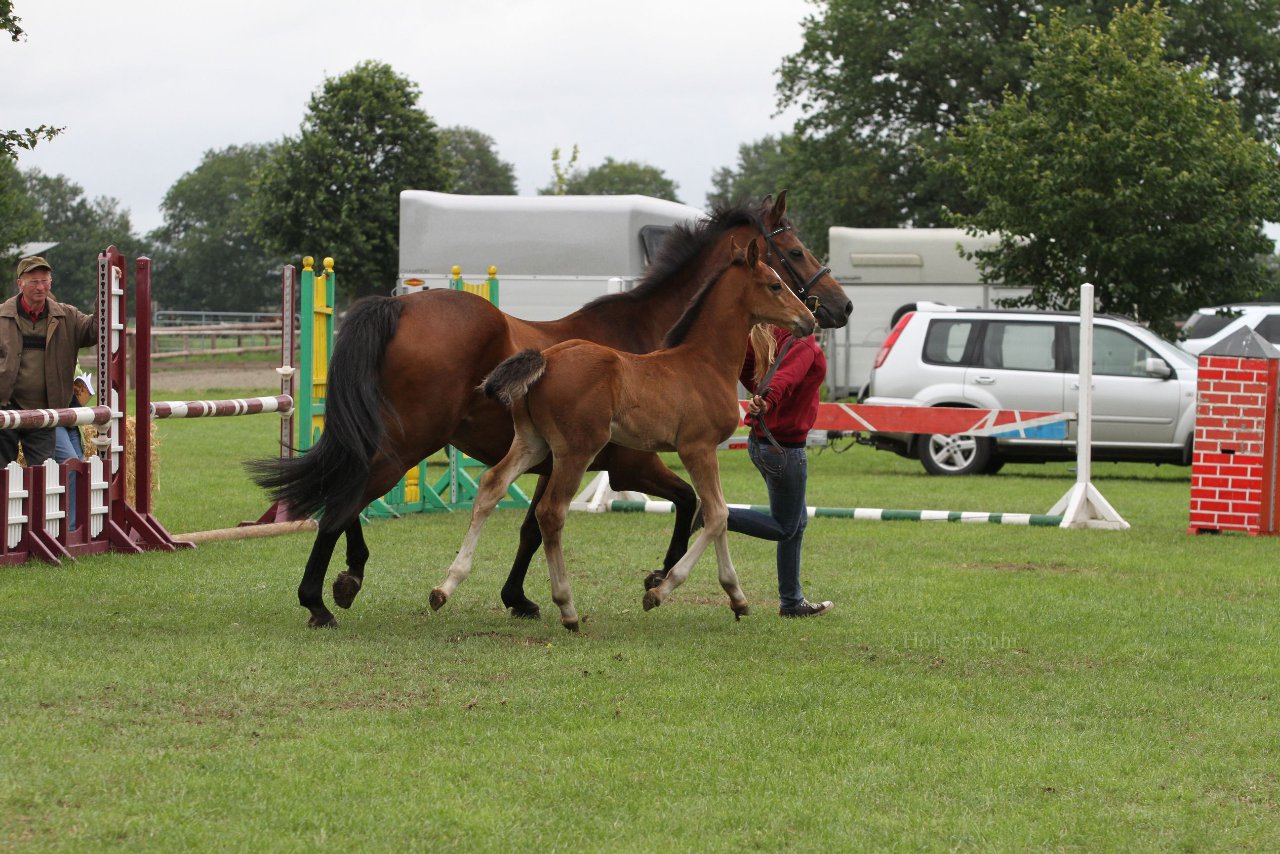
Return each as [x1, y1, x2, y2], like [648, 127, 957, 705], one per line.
[729, 235, 742, 258]
[769, 190, 789, 223]
[747, 238, 759, 267]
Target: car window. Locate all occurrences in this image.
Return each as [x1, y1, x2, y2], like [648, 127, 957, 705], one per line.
[1255, 314, 1280, 344]
[1182, 311, 1240, 339]
[1068, 326, 1161, 376]
[980, 321, 1056, 371]
[923, 319, 976, 365]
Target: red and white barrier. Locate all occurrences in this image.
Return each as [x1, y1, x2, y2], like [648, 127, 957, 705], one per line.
[0, 248, 184, 565]
[0, 247, 300, 565]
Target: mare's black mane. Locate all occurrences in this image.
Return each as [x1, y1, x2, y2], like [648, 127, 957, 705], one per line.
[578, 201, 774, 313]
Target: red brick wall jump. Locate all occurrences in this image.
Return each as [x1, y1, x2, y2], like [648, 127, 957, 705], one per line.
[1187, 355, 1280, 534]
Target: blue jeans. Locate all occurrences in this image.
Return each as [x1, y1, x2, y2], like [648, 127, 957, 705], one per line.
[53, 426, 83, 530]
[726, 436, 809, 608]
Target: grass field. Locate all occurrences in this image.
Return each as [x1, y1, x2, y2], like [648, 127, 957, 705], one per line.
[2, 379, 1278, 851]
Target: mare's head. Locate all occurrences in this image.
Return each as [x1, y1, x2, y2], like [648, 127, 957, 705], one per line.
[752, 190, 852, 330]
[731, 237, 816, 340]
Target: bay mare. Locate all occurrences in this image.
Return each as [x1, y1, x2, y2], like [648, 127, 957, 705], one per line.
[249, 193, 851, 629]
[433, 238, 817, 630]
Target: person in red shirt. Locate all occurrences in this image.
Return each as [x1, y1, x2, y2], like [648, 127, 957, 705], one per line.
[728, 323, 834, 618]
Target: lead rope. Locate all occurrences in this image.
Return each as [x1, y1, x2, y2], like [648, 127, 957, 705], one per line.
[748, 334, 797, 455]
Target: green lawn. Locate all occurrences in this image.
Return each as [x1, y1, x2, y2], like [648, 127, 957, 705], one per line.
[2, 384, 1277, 851]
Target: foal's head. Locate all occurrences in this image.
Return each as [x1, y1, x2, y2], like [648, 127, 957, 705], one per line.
[733, 237, 816, 340]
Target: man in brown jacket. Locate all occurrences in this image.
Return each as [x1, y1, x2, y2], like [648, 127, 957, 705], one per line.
[0, 256, 99, 467]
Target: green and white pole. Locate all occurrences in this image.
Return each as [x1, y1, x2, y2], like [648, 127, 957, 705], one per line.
[596, 499, 1063, 527]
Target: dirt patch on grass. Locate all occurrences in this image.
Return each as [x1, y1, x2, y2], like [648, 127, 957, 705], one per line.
[955, 561, 1089, 574]
[147, 361, 282, 394]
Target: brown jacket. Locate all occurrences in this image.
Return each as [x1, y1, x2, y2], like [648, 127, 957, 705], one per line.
[0, 295, 98, 410]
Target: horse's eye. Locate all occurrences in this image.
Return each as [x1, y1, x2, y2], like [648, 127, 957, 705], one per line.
[789, 248, 804, 259]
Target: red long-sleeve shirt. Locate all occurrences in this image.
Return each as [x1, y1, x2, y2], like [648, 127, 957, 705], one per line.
[739, 327, 826, 445]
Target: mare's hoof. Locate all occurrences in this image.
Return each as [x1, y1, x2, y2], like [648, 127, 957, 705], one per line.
[429, 588, 449, 611]
[642, 590, 662, 612]
[732, 603, 750, 621]
[307, 613, 338, 629]
[642, 570, 667, 591]
[332, 572, 362, 609]
[562, 620, 580, 633]
[508, 602, 541, 620]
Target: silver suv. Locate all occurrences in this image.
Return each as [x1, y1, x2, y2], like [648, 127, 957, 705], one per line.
[858, 304, 1199, 475]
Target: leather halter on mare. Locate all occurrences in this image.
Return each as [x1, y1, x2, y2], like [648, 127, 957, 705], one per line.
[757, 220, 832, 316]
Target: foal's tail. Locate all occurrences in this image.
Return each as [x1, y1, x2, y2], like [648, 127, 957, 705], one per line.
[483, 348, 546, 406]
[247, 295, 404, 533]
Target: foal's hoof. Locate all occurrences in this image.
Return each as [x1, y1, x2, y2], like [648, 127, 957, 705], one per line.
[562, 619, 580, 633]
[307, 613, 338, 629]
[642, 590, 662, 611]
[642, 570, 667, 591]
[429, 588, 449, 611]
[332, 572, 362, 609]
[731, 603, 750, 621]
[508, 602, 541, 620]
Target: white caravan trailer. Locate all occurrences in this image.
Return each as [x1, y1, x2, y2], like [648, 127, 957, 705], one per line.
[825, 227, 1030, 397]
[396, 191, 706, 320]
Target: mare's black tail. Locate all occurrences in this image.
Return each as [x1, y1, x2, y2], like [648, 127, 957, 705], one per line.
[246, 295, 403, 533]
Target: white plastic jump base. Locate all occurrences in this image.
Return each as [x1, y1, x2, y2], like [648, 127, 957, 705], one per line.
[570, 471, 650, 513]
[1050, 283, 1129, 530]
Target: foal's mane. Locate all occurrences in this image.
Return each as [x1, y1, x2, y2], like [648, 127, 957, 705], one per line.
[661, 255, 739, 349]
[578, 201, 770, 313]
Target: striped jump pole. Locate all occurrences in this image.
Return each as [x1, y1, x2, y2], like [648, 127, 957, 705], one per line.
[581, 498, 1063, 527]
[149, 395, 293, 419]
[0, 406, 113, 431]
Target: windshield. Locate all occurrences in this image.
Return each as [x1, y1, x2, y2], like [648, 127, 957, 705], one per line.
[1182, 311, 1240, 339]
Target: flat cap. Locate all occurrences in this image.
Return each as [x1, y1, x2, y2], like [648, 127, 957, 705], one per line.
[16, 256, 52, 277]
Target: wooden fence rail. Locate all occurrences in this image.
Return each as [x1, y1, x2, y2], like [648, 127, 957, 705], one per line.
[125, 320, 289, 361]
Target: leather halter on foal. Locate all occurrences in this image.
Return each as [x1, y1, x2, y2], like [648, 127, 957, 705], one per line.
[758, 221, 832, 315]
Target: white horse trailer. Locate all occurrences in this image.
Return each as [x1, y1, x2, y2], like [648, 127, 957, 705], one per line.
[396, 191, 707, 320]
[824, 227, 1030, 398]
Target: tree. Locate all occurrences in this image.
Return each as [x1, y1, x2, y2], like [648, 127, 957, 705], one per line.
[0, 156, 40, 261]
[250, 61, 450, 303]
[930, 4, 1280, 337]
[706, 135, 793, 207]
[776, 0, 1280, 255]
[705, 134, 813, 229]
[441, 126, 517, 195]
[2, 1, 63, 160]
[539, 156, 680, 201]
[546, 145, 580, 196]
[149, 144, 279, 311]
[22, 169, 148, 309]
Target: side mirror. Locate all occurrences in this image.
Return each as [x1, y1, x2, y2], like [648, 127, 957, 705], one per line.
[1143, 357, 1172, 379]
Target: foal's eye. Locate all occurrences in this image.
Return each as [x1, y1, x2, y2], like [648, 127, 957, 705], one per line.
[769, 283, 783, 293]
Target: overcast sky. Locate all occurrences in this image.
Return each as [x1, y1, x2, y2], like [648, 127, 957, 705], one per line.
[4, 0, 816, 235]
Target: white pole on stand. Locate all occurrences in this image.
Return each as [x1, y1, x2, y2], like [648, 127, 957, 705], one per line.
[1049, 282, 1130, 529]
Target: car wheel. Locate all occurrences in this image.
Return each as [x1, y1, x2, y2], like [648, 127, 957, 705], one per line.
[917, 432, 993, 476]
